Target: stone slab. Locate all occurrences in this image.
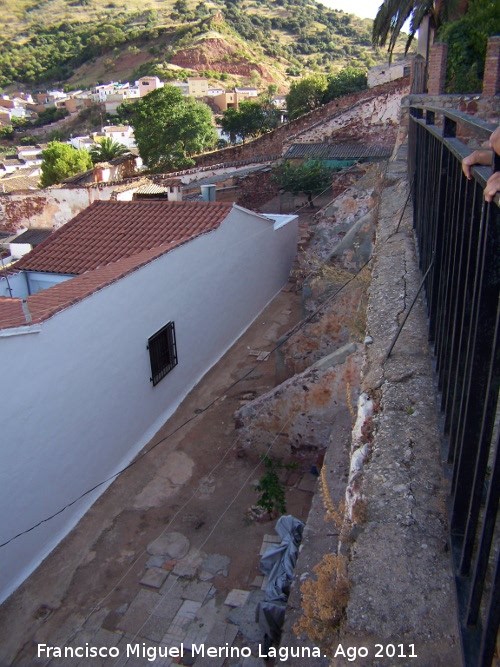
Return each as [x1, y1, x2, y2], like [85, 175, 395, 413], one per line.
[146, 555, 166, 569]
[296, 474, 317, 492]
[139, 614, 175, 643]
[116, 589, 162, 634]
[223, 589, 250, 607]
[190, 621, 239, 667]
[147, 533, 190, 560]
[200, 553, 230, 576]
[250, 575, 264, 588]
[227, 590, 266, 643]
[140, 567, 169, 590]
[262, 534, 281, 543]
[180, 580, 214, 603]
[153, 593, 184, 623]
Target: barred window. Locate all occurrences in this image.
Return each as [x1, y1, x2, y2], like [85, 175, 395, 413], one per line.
[148, 321, 178, 386]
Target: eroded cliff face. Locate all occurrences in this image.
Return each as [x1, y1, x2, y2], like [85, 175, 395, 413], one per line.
[170, 38, 274, 81]
[233, 163, 385, 468]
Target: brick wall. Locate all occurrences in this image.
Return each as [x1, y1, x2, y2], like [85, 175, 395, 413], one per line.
[427, 42, 448, 95]
[235, 169, 279, 210]
[483, 35, 500, 96]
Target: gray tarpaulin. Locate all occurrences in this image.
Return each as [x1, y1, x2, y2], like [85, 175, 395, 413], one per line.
[256, 515, 304, 642]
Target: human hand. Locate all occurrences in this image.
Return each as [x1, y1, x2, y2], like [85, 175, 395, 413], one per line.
[462, 149, 493, 179]
[484, 171, 500, 203]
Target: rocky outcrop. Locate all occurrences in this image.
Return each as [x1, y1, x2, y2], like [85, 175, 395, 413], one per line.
[171, 38, 273, 80]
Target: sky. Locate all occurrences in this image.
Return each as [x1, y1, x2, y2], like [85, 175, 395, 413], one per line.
[318, 0, 384, 20]
[318, 0, 411, 33]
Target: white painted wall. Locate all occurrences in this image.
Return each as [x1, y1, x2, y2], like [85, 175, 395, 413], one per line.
[0, 206, 297, 603]
[368, 62, 411, 88]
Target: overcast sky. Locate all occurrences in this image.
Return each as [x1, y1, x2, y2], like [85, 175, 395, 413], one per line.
[318, 0, 412, 33]
[318, 0, 383, 20]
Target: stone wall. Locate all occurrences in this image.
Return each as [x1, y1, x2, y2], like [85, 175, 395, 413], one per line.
[0, 179, 147, 233]
[235, 346, 362, 464]
[282, 89, 404, 148]
[402, 93, 500, 125]
[194, 78, 411, 168]
[279, 148, 462, 667]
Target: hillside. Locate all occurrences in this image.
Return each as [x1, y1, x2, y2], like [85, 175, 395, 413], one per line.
[0, 0, 410, 90]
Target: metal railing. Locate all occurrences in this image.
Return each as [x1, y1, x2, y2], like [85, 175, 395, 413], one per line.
[409, 106, 500, 667]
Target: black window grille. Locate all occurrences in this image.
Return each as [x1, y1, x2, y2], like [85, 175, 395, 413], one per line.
[148, 321, 178, 386]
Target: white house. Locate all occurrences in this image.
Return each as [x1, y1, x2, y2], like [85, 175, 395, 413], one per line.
[0, 200, 297, 603]
[92, 83, 119, 103]
[16, 144, 46, 168]
[367, 60, 412, 87]
[234, 87, 259, 97]
[102, 125, 136, 149]
[8, 228, 52, 259]
[137, 76, 164, 97]
[70, 135, 95, 151]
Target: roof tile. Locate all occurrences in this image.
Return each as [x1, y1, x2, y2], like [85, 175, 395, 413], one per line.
[1, 201, 234, 331]
[16, 200, 233, 275]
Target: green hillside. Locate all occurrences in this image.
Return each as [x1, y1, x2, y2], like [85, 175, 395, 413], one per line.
[0, 0, 410, 89]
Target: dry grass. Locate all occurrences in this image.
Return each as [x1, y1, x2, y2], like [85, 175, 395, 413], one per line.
[304, 254, 371, 289]
[293, 553, 350, 647]
[320, 465, 345, 532]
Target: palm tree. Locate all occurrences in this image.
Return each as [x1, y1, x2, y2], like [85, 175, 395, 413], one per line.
[89, 137, 129, 164]
[372, 0, 469, 60]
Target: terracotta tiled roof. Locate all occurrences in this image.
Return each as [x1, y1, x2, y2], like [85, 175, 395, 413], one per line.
[16, 200, 233, 275]
[1, 201, 235, 330]
[0, 174, 40, 193]
[0, 296, 25, 328]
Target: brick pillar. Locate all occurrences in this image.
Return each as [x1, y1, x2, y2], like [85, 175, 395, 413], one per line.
[483, 35, 500, 96]
[427, 42, 448, 95]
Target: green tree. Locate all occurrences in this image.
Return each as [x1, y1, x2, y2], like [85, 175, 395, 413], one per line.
[40, 142, 92, 187]
[255, 456, 297, 517]
[286, 74, 328, 120]
[90, 137, 128, 164]
[130, 86, 217, 172]
[0, 125, 14, 140]
[372, 0, 470, 60]
[274, 160, 335, 208]
[439, 0, 500, 92]
[220, 99, 280, 143]
[323, 67, 367, 103]
[114, 100, 139, 125]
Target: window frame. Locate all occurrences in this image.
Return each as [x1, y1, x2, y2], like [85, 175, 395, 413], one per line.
[147, 321, 178, 386]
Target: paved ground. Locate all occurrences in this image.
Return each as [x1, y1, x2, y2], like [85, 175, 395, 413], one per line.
[0, 198, 328, 667]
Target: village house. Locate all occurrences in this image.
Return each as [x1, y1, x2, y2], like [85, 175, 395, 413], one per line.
[0, 199, 298, 603]
[0, 95, 33, 122]
[103, 82, 140, 115]
[367, 59, 412, 87]
[0, 167, 41, 194]
[137, 76, 164, 97]
[101, 124, 136, 149]
[60, 152, 141, 187]
[8, 228, 52, 259]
